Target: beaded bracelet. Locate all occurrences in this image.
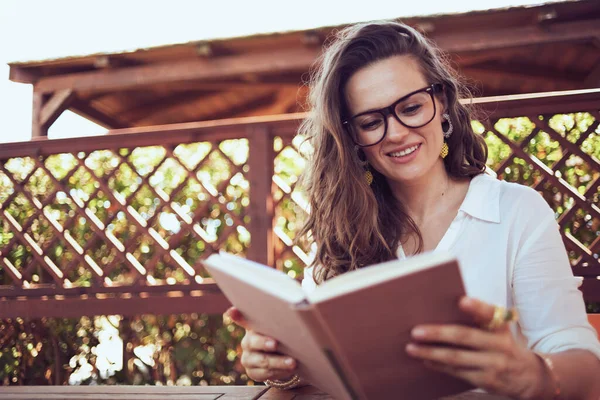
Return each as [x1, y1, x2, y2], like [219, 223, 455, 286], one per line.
[264, 374, 301, 390]
[534, 352, 561, 399]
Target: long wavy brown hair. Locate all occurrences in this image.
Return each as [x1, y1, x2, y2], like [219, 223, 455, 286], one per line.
[297, 21, 488, 284]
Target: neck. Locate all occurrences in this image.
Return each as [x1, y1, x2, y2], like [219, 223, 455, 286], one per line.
[388, 160, 453, 225]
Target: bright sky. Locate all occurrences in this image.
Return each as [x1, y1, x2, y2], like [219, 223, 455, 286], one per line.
[0, 0, 559, 144]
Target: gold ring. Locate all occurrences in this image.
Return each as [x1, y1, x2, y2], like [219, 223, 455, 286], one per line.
[485, 306, 519, 330]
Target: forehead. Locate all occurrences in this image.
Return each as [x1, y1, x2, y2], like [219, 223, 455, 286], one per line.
[344, 55, 427, 115]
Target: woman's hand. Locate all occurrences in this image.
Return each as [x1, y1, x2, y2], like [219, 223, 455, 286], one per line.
[405, 297, 550, 399]
[224, 307, 298, 382]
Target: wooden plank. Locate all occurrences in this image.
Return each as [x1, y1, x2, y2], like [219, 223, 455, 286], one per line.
[0, 386, 268, 400]
[0, 113, 303, 160]
[94, 55, 143, 69]
[123, 91, 218, 124]
[0, 292, 231, 318]
[469, 88, 600, 119]
[452, 48, 531, 67]
[246, 127, 275, 266]
[31, 92, 46, 138]
[34, 47, 320, 94]
[572, 266, 600, 277]
[261, 386, 329, 399]
[39, 89, 74, 127]
[246, 86, 305, 117]
[432, 18, 600, 53]
[261, 386, 513, 399]
[70, 98, 130, 129]
[8, 66, 38, 84]
[581, 278, 600, 303]
[584, 62, 600, 87]
[131, 88, 275, 126]
[0, 281, 220, 298]
[465, 65, 582, 88]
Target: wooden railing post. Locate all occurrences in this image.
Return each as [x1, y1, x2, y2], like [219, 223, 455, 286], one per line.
[31, 92, 47, 138]
[31, 89, 75, 138]
[246, 127, 275, 266]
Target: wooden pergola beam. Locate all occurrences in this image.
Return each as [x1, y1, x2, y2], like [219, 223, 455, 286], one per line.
[130, 88, 275, 125]
[70, 99, 130, 129]
[432, 18, 600, 52]
[93, 55, 143, 69]
[198, 91, 277, 122]
[123, 91, 217, 124]
[465, 65, 583, 88]
[39, 89, 74, 127]
[9, 67, 38, 84]
[31, 93, 46, 138]
[452, 48, 532, 67]
[33, 47, 320, 94]
[584, 63, 600, 86]
[15, 18, 598, 99]
[246, 86, 307, 116]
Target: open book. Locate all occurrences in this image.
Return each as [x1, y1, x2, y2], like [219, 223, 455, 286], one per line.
[203, 251, 474, 400]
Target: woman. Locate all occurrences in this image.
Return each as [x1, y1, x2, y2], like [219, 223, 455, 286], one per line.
[226, 21, 600, 398]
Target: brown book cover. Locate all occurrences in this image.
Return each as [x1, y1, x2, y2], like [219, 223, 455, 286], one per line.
[203, 251, 474, 400]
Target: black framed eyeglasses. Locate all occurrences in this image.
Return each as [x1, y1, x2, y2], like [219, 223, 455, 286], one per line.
[343, 83, 443, 147]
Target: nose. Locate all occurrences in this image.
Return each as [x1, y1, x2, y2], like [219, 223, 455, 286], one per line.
[385, 114, 410, 141]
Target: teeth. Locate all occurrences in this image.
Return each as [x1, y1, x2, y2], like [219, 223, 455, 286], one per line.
[389, 145, 419, 157]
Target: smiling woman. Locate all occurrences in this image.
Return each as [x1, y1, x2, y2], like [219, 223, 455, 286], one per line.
[226, 20, 600, 399]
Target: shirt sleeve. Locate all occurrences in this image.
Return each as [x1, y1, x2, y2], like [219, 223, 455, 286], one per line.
[511, 187, 600, 359]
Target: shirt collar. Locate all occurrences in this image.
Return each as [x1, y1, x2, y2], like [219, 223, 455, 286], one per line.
[459, 171, 501, 224]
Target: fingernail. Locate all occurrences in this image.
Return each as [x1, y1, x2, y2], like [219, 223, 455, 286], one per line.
[405, 343, 418, 354]
[284, 358, 294, 367]
[411, 328, 426, 338]
[265, 339, 276, 350]
[461, 297, 474, 306]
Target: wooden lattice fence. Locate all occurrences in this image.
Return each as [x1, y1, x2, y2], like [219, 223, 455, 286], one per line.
[0, 89, 599, 319]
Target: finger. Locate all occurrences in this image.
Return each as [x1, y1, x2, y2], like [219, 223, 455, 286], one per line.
[410, 324, 508, 352]
[459, 297, 500, 328]
[224, 307, 250, 329]
[247, 368, 298, 382]
[241, 331, 278, 352]
[241, 351, 296, 371]
[423, 361, 502, 394]
[406, 342, 502, 369]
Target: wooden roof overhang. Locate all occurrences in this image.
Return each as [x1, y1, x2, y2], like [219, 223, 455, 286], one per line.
[8, 0, 600, 137]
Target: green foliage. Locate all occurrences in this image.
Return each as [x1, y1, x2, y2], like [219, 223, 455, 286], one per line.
[0, 140, 255, 385]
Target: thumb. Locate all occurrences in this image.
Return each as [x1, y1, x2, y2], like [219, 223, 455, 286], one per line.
[224, 307, 250, 329]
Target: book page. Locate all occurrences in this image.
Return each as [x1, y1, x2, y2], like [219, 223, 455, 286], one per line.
[307, 251, 455, 303]
[203, 252, 306, 304]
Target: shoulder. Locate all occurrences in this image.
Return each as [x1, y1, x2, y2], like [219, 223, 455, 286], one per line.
[495, 178, 554, 221]
[463, 172, 555, 229]
[473, 171, 542, 203]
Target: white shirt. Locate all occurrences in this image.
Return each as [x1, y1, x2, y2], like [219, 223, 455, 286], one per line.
[302, 173, 600, 358]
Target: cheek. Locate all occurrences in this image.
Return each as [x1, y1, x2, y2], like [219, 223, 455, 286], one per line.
[362, 147, 381, 165]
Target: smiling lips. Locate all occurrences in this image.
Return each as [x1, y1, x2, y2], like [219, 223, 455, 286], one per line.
[388, 144, 421, 158]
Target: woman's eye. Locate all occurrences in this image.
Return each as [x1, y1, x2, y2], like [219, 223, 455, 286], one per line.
[400, 104, 422, 114]
[359, 119, 383, 130]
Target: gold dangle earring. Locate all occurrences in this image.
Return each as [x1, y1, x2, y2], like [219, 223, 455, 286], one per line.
[440, 113, 453, 159]
[365, 169, 373, 185]
[355, 146, 373, 185]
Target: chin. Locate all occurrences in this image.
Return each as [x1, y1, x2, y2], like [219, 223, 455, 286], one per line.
[384, 169, 428, 185]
